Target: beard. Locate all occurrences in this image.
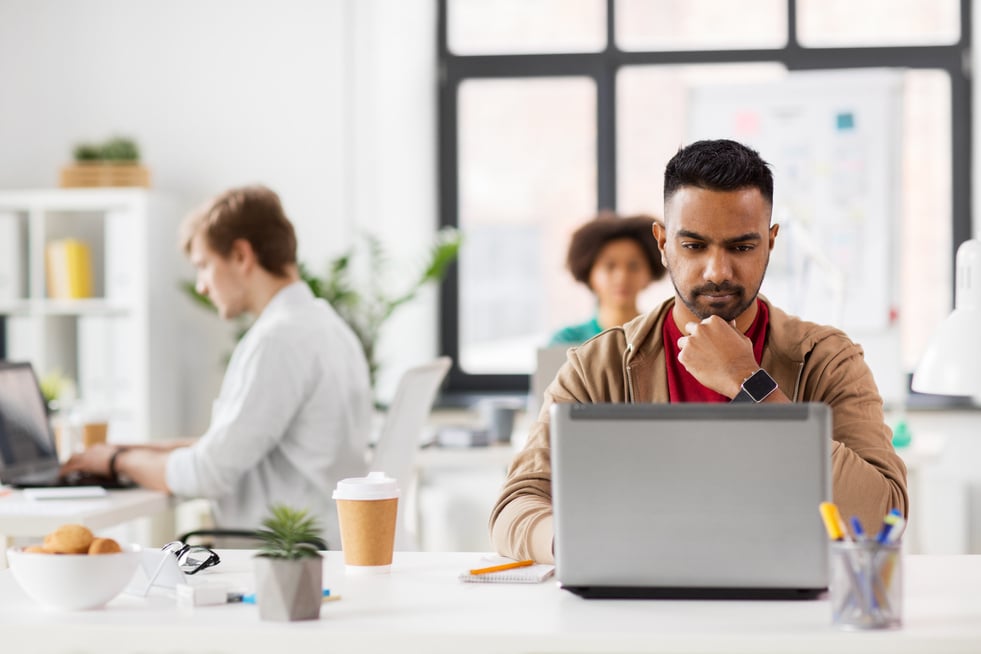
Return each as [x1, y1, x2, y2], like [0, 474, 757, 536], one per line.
[674, 280, 756, 322]
[668, 261, 768, 322]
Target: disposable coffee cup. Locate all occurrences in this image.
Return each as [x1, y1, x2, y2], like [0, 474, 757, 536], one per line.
[332, 472, 400, 574]
[81, 421, 108, 449]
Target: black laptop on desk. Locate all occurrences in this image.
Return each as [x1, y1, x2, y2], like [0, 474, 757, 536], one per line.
[550, 402, 832, 600]
[0, 361, 132, 489]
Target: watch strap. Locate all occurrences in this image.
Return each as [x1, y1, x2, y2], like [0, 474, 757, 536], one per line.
[732, 387, 755, 403]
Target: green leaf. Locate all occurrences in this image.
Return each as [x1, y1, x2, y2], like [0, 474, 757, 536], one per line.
[179, 280, 216, 312]
[99, 136, 140, 162]
[255, 504, 324, 560]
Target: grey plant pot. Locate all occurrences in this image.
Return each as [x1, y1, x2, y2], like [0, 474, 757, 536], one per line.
[253, 556, 323, 621]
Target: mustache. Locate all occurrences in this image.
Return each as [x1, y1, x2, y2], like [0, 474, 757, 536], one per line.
[693, 282, 742, 296]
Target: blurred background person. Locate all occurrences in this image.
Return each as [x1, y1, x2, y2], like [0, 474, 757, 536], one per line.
[549, 212, 666, 346]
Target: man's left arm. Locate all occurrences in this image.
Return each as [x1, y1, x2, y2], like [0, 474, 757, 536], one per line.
[810, 342, 908, 531]
[166, 337, 312, 498]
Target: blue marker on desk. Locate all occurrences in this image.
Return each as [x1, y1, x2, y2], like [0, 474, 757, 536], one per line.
[233, 588, 331, 604]
[876, 509, 903, 544]
[885, 515, 906, 544]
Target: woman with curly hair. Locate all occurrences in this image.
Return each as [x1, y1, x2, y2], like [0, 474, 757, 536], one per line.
[549, 212, 666, 346]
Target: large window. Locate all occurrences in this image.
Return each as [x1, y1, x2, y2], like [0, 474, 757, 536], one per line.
[438, 0, 971, 395]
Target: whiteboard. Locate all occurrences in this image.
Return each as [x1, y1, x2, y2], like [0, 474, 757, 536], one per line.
[688, 69, 905, 403]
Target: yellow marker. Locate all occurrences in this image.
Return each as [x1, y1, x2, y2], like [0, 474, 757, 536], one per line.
[819, 502, 847, 541]
[469, 559, 535, 575]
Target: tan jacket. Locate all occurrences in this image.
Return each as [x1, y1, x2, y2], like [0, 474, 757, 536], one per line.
[490, 297, 909, 563]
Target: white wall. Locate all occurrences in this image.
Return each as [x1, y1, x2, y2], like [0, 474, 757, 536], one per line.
[348, 0, 440, 401]
[0, 0, 439, 428]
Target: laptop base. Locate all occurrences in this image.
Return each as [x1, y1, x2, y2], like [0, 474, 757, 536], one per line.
[561, 585, 826, 600]
[7, 472, 137, 490]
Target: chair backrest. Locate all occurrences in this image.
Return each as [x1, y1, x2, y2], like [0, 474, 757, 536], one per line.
[371, 357, 450, 551]
[371, 356, 451, 489]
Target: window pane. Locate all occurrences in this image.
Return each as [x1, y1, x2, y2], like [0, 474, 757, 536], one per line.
[448, 0, 606, 55]
[458, 78, 596, 374]
[618, 63, 787, 216]
[616, 0, 787, 51]
[798, 0, 960, 47]
[900, 70, 951, 371]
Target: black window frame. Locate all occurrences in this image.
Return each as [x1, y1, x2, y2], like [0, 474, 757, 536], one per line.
[437, 0, 972, 394]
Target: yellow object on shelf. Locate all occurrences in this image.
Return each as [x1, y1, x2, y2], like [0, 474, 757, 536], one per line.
[45, 238, 93, 299]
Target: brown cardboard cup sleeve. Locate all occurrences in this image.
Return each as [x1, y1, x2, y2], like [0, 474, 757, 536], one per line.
[332, 472, 400, 573]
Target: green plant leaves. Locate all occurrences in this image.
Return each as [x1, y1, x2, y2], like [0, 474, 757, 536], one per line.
[255, 505, 323, 560]
[306, 227, 461, 387]
[72, 136, 141, 162]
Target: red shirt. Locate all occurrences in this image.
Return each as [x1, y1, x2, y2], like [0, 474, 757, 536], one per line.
[663, 299, 770, 402]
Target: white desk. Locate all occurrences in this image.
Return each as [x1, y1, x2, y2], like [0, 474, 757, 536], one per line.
[0, 551, 979, 653]
[416, 443, 515, 469]
[0, 488, 169, 565]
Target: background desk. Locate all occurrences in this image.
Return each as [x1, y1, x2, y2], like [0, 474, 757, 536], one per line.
[0, 551, 978, 653]
[0, 488, 169, 566]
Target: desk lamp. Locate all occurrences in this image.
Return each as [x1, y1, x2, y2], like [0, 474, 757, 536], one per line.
[911, 239, 981, 401]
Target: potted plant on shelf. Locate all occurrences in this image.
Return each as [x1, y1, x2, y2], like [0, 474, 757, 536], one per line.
[253, 505, 325, 622]
[60, 136, 151, 188]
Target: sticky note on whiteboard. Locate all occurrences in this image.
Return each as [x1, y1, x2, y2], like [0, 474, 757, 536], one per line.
[836, 112, 855, 130]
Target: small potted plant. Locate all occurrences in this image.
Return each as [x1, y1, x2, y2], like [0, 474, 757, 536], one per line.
[60, 136, 151, 187]
[253, 505, 324, 621]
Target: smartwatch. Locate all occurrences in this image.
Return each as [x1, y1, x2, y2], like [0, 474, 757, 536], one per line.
[731, 369, 778, 403]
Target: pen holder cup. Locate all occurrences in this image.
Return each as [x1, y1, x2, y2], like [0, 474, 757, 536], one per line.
[830, 541, 902, 630]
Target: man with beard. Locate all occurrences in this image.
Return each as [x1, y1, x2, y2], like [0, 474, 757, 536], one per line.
[490, 139, 908, 563]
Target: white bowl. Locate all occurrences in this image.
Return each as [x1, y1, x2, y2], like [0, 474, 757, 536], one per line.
[7, 544, 141, 611]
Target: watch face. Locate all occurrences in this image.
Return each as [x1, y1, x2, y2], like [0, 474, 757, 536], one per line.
[743, 369, 777, 401]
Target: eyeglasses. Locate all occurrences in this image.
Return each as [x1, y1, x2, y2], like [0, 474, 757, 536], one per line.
[161, 541, 221, 575]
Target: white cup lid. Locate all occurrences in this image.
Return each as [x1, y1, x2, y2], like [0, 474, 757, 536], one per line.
[332, 471, 400, 500]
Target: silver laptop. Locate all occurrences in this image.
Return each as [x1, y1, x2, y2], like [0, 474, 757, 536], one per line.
[0, 361, 129, 488]
[528, 346, 570, 417]
[550, 402, 831, 599]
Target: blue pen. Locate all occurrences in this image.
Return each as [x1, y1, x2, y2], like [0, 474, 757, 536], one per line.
[875, 509, 903, 544]
[849, 516, 866, 541]
[234, 588, 331, 604]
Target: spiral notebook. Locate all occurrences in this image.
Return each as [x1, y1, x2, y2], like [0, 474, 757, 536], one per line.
[458, 556, 555, 584]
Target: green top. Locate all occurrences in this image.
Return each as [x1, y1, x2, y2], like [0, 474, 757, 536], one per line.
[548, 317, 602, 347]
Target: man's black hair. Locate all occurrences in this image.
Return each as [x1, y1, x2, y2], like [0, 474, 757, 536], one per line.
[663, 139, 773, 205]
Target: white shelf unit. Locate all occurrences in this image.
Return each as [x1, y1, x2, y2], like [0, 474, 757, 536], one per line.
[0, 188, 182, 444]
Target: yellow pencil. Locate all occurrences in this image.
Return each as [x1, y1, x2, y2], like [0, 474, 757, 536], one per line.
[469, 559, 535, 575]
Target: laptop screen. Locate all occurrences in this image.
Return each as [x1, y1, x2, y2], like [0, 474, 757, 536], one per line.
[0, 362, 59, 478]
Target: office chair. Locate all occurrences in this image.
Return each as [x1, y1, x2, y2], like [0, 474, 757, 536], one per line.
[370, 356, 452, 551]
